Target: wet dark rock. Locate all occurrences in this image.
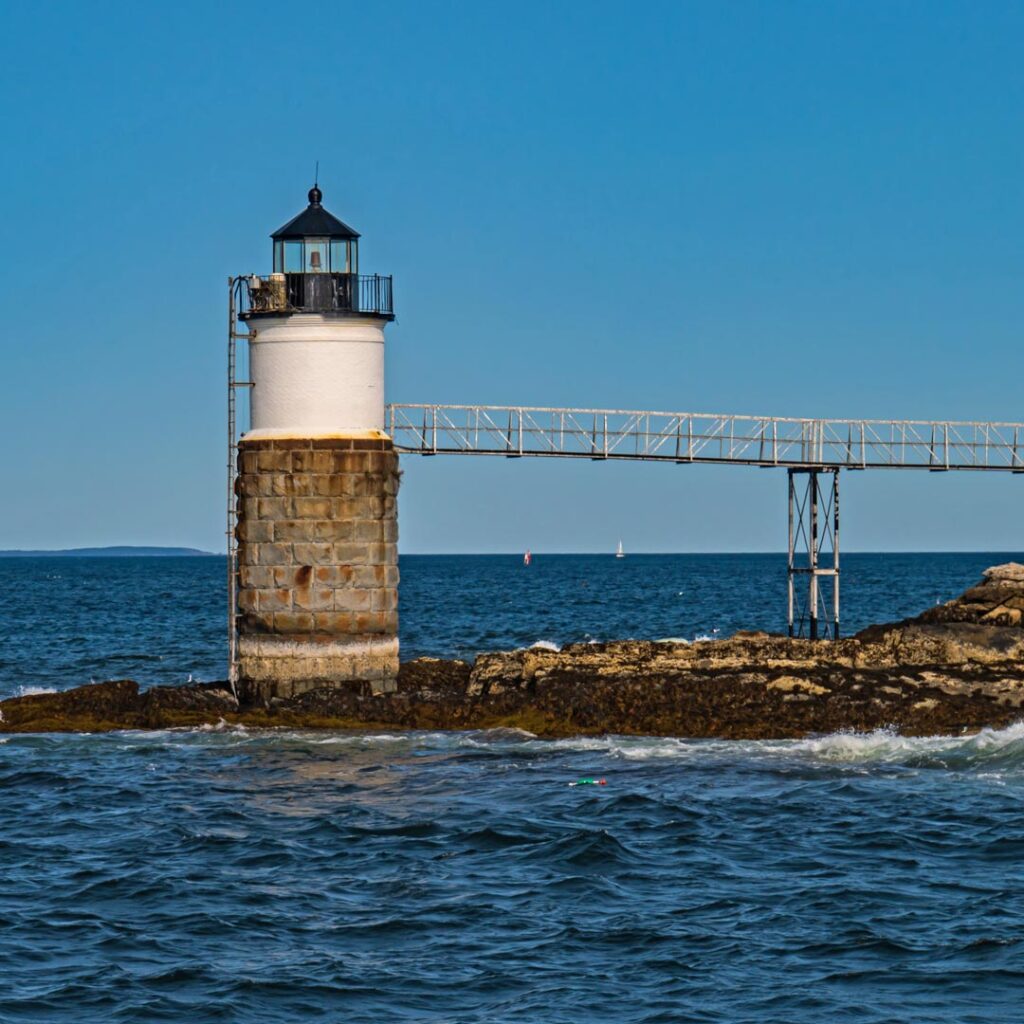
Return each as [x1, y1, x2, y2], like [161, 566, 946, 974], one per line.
[397, 656, 472, 695]
[141, 682, 239, 720]
[0, 680, 239, 732]
[0, 680, 142, 732]
[3, 568, 1024, 738]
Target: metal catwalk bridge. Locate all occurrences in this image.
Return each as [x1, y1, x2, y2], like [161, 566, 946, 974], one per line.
[387, 404, 1024, 472]
[386, 404, 1024, 641]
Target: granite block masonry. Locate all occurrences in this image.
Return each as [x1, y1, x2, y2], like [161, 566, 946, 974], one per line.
[235, 436, 399, 702]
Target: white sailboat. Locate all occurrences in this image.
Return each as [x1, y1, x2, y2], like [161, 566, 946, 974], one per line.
[615, 539, 625, 559]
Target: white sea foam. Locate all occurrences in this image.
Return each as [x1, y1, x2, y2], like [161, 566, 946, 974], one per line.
[784, 721, 1024, 766]
[552, 735, 702, 760]
[462, 727, 538, 746]
[94, 717, 1024, 776]
[15, 685, 57, 697]
[528, 640, 561, 652]
[196, 718, 247, 734]
[360, 733, 412, 744]
[305, 732, 420, 746]
[510, 722, 1024, 771]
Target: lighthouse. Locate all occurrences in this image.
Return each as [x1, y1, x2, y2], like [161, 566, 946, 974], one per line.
[233, 185, 399, 702]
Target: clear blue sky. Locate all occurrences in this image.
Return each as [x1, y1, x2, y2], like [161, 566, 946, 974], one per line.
[1, 1, 1021, 553]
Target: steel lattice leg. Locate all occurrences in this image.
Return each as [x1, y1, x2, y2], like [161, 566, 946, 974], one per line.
[788, 468, 840, 640]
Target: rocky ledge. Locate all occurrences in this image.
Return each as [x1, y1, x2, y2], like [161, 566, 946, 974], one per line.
[5, 564, 1024, 738]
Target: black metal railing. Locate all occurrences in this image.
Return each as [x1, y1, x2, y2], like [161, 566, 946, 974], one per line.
[243, 273, 394, 318]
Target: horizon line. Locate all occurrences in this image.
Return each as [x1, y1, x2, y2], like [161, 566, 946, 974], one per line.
[2, 547, 1022, 558]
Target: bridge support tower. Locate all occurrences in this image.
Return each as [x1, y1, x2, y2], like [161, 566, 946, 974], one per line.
[787, 468, 840, 640]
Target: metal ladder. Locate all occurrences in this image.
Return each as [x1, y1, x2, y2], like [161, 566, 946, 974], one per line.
[226, 277, 253, 695]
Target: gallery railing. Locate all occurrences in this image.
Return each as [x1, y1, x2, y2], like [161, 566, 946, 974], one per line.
[242, 273, 394, 318]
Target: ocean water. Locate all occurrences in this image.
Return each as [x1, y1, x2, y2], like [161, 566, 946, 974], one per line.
[0, 552, 1019, 693]
[2, 553, 1024, 1022]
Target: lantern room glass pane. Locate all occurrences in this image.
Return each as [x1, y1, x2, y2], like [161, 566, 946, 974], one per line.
[283, 241, 303, 272]
[330, 240, 349, 273]
[305, 239, 329, 273]
[273, 241, 284, 273]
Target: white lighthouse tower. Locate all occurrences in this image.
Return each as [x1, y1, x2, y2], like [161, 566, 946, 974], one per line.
[233, 186, 400, 702]
[245, 185, 393, 439]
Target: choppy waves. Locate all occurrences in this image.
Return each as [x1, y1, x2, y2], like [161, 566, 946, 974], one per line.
[79, 719, 1024, 774]
[18, 719, 1024, 772]
[4, 724, 1024, 1020]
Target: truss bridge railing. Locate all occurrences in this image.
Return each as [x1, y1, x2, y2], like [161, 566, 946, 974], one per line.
[387, 404, 1024, 472]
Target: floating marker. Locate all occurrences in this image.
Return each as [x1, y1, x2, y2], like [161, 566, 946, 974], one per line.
[569, 777, 606, 786]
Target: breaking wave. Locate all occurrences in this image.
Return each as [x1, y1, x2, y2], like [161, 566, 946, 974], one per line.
[32, 719, 1024, 778]
[785, 721, 1024, 769]
[532, 723, 1024, 773]
[527, 639, 561, 652]
[9, 685, 57, 698]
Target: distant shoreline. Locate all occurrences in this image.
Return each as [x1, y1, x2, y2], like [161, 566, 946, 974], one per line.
[0, 546, 219, 558]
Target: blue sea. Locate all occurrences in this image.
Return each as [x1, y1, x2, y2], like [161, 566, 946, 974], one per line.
[2, 552, 1024, 1022]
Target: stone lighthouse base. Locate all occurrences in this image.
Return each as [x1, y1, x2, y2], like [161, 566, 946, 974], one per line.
[235, 436, 399, 703]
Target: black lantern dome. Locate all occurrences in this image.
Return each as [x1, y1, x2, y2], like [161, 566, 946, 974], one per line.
[271, 186, 360, 276]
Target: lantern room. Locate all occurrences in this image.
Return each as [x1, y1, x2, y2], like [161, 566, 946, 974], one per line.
[242, 185, 393, 319]
[272, 185, 360, 276]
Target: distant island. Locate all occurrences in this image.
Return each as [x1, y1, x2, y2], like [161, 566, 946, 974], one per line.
[0, 546, 219, 558]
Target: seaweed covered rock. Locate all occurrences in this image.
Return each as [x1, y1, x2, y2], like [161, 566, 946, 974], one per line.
[141, 682, 238, 724]
[0, 680, 237, 733]
[0, 680, 142, 732]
